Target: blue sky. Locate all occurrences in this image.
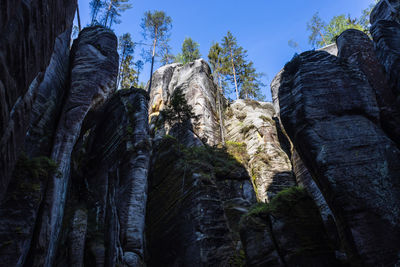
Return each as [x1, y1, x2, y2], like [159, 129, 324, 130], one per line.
[76, 0, 375, 101]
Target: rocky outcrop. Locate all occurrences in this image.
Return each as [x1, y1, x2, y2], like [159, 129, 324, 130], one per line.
[337, 29, 400, 146]
[147, 136, 255, 266]
[224, 99, 295, 202]
[240, 187, 340, 267]
[276, 50, 400, 265]
[148, 59, 221, 146]
[0, 29, 71, 267]
[28, 26, 118, 266]
[0, 0, 77, 199]
[55, 88, 151, 267]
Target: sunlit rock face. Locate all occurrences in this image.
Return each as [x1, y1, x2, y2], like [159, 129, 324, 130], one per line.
[224, 99, 295, 202]
[0, 0, 77, 203]
[276, 49, 400, 265]
[148, 59, 221, 147]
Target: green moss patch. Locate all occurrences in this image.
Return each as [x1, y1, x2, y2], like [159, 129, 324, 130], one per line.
[14, 153, 58, 180]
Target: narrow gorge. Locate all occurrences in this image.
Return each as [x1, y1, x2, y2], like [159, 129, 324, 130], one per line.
[1, 0, 400, 266]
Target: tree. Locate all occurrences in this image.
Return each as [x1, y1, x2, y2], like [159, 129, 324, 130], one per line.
[176, 37, 201, 64]
[89, 0, 104, 25]
[103, 0, 132, 28]
[208, 42, 228, 144]
[141, 10, 172, 94]
[239, 61, 265, 100]
[161, 87, 203, 144]
[159, 41, 175, 65]
[307, 1, 379, 48]
[134, 60, 144, 86]
[118, 33, 136, 89]
[221, 31, 245, 100]
[307, 12, 328, 48]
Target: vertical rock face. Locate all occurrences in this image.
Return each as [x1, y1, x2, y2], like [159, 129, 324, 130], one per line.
[337, 29, 400, 145]
[371, 0, 400, 102]
[147, 136, 255, 266]
[277, 50, 400, 265]
[224, 99, 295, 202]
[29, 26, 119, 267]
[0, 0, 77, 199]
[54, 88, 151, 267]
[148, 59, 221, 146]
[0, 28, 72, 267]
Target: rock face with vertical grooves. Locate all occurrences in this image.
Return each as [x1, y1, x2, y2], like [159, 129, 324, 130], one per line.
[0, 29, 72, 267]
[337, 29, 400, 145]
[277, 50, 400, 265]
[0, 0, 77, 199]
[224, 99, 295, 202]
[148, 59, 221, 146]
[54, 88, 151, 267]
[147, 136, 256, 266]
[29, 26, 119, 267]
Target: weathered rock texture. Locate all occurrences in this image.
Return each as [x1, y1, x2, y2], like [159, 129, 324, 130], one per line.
[0, 29, 71, 267]
[240, 187, 341, 267]
[148, 59, 221, 146]
[55, 88, 151, 267]
[277, 50, 400, 265]
[0, 0, 77, 199]
[28, 26, 118, 266]
[337, 29, 400, 146]
[147, 136, 255, 266]
[224, 99, 295, 202]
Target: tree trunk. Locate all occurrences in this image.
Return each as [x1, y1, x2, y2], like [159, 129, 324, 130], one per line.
[319, 30, 328, 46]
[229, 45, 239, 99]
[76, 4, 81, 32]
[147, 28, 158, 95]
[217, 75, 225, 145]
[104, 0, 113, 27]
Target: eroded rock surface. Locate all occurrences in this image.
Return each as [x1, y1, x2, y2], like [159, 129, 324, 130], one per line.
[29, 26, 118, 266]
[148, 59, 221, 146]
[0, 0, 77, 198]
[224, 99, 295, 202]
[278, 50, 400, 265]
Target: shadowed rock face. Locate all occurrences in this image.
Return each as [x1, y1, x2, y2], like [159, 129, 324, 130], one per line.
[0, 29, 71, 267]
[146, 137, 256, 266]
[277, 50, 400, 265]
[224, 99, 295, 202]
[55, 88, 151, 267]
[148, 59, 221, 147]
[0, 0, 77, 201]
[28, 26, 119, 267]
[337, 29, 400, 146]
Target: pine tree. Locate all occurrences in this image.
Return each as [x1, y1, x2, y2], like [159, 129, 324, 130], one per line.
[221, 31, 245, 100]
[89, 0, 103, 25]
[118, 33, 136, 89]
[159, 41, 175, 65]
[134, 60, 144, 86]
[103, 0, 132, 28]
[239, 61, 265, 100]
[176, 37, 201, 64]
[208, 42, 227, 144]
[141, 10, 172, 94]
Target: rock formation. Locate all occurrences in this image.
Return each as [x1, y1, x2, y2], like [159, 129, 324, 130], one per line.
[0, 0, 77, 200]
[224, 99, 295, 202]
[1, 0, 400, 266]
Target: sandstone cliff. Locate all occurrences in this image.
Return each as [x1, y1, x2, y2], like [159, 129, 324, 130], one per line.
[1, 0, 400, 266]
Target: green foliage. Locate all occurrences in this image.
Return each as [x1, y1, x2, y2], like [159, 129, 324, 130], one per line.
[14, 153, 58, 180]
[175, 37, 201, 64]
[220, 31, 266, 100]
[118, 33, 137, 89]
[225, 141, 249, 166]
[240, 124, 256, 135]
[89, 0, 104, 25]
[102, 0, 132, 28]
[160, 87, 199, 125]
[141, 10, 172, 63]
[307, 1, 379, 48]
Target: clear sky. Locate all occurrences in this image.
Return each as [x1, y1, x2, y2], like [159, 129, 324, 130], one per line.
[76, 0, 375, 101]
